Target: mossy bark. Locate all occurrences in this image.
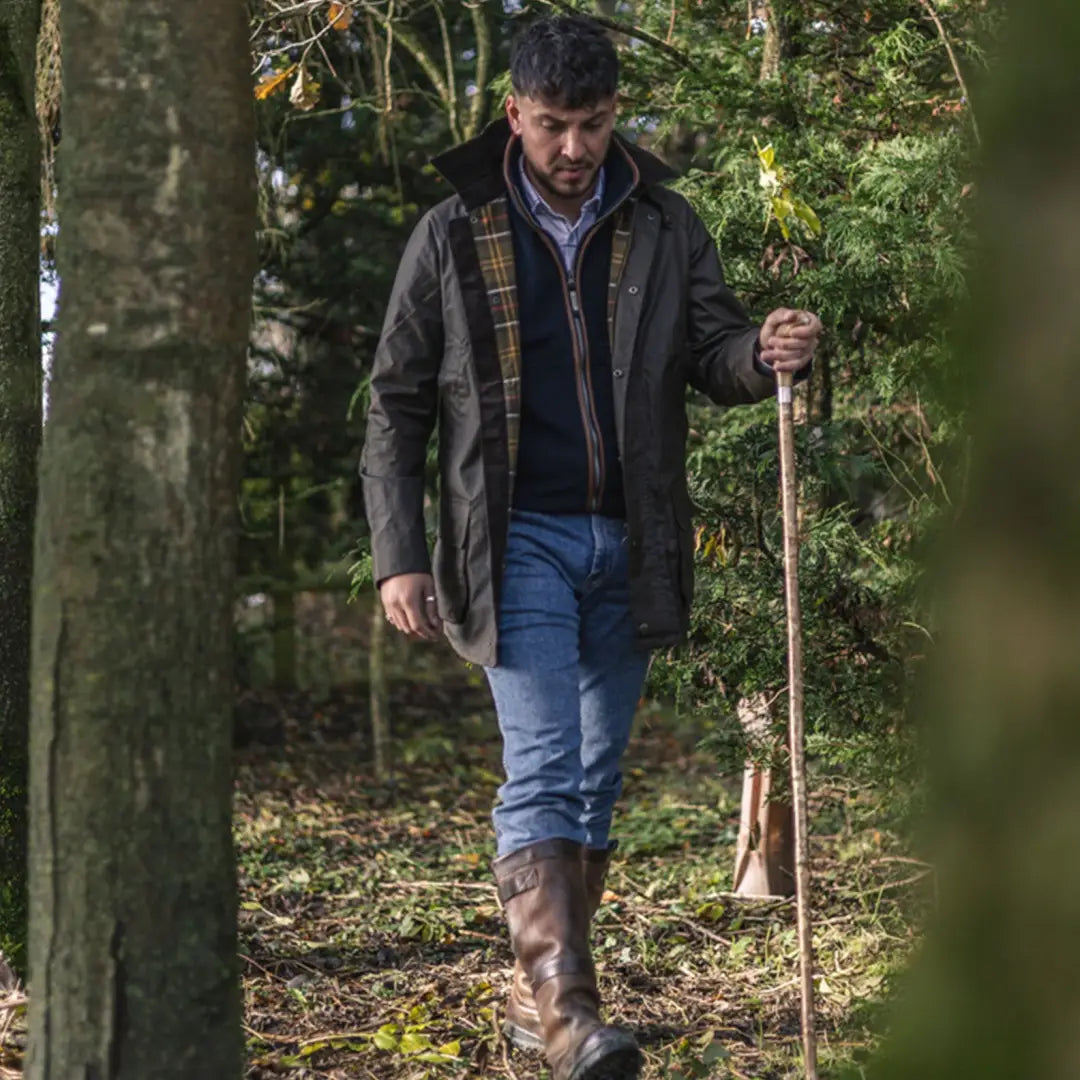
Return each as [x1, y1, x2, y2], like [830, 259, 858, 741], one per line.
[0, 0, 41, 975]
[757, 0, 789, 83]
[875, 3, 1080, 1077]
[25, 0, 255, 1076]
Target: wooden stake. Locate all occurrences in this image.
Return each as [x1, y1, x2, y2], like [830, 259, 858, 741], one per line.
[777, 368, 818, 1079]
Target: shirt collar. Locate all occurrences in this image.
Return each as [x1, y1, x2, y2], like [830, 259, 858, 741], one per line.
[518, 155, 606, 224]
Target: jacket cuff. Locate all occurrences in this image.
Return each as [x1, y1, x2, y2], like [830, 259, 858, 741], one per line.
[361, 472, 431, 587]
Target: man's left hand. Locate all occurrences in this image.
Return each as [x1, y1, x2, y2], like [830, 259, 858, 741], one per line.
[759, 308, 823, 374]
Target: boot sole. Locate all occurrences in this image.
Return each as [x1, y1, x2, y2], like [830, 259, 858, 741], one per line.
[569, 1032, 643, 1080]
[502, 1018, 545, 1053]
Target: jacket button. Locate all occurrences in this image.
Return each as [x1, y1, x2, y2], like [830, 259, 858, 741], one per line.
[614, 368, 624, 378]
[638, 622, 649, 633]
[627, 285, 639, 295]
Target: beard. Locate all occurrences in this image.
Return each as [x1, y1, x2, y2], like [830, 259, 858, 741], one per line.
[530, 159, 599, 201]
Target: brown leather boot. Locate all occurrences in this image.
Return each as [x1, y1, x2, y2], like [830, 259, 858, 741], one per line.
[493, 839, 640, 1080]
[503, 843, 618, 1052]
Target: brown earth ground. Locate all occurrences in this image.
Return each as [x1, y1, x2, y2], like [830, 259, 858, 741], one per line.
[235, 635, 926, 1080]
[0, 610, 925, 1080]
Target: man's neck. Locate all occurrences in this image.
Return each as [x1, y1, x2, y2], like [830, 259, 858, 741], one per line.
[523, 158, 598, 223]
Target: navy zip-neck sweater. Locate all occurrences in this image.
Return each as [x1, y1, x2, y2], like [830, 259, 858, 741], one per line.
[505, 143, 637, 519]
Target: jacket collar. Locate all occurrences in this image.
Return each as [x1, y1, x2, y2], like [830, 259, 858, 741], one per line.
[432, 117, 677, 211]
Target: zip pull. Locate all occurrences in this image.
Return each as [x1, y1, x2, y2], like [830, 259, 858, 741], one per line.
[567, 282, 581, 314]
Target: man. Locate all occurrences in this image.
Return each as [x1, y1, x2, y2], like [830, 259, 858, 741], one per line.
[361, 15, 820, 1080]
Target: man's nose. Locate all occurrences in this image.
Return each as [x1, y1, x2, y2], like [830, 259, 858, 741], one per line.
[562, 128, 583, 162]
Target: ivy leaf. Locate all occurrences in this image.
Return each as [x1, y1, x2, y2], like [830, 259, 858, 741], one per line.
[702, 1039, 730, 1065]
[372, 1030, 397, 1051]
[399, 1032, 433, 1054]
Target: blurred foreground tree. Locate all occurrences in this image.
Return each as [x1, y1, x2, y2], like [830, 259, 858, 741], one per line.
[25, 0, 255, 1075]
[0, 0, 41, 974]
[872, 2, 1080, 1075]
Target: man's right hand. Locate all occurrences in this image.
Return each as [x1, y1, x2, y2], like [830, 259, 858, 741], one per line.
[379, 573, 442, 642]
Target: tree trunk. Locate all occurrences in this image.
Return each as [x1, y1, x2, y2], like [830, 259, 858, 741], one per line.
[875, 4, 1080, 1076]
[0, 0, 42, 975]
[271, 585, 297, 689]
[757, 0, 789, 83]
[370, 602, 390, 780]
[25, 0, 255, 1075]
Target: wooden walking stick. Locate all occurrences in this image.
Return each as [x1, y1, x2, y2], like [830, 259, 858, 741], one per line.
[776, 366, 819, 1079]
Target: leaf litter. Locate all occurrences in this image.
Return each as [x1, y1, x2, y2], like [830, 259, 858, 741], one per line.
[236, 655, 929, 1079]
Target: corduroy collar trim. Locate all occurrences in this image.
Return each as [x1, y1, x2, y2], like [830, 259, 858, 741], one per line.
[432, 117, 677, 211]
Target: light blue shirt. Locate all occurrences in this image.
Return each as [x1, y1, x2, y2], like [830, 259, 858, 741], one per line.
[519, 158, 606, 274]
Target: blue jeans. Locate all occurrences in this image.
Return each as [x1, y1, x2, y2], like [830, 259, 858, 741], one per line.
[485, 510, 651, 858]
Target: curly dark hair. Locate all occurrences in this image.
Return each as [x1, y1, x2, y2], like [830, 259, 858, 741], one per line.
[509, 15, 619, 110]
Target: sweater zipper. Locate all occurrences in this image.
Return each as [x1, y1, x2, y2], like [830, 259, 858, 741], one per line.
[565, 198, 633, 512]
[566, 277, 605, 512]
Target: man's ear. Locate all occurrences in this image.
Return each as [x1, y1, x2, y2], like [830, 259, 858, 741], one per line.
[506, 94, 523, 135]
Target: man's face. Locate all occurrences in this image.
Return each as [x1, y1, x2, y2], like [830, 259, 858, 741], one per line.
[506, 93, 617, 204]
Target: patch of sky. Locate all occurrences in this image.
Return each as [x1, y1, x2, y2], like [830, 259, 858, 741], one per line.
[41, 266, 57, 417]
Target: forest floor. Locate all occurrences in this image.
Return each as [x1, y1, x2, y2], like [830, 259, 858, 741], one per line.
[236, 645, 929, 1080]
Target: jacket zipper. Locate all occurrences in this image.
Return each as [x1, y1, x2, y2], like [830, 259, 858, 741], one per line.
[566, 194, 640, 513]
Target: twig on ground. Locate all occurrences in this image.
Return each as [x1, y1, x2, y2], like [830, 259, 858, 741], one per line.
[384, 879, 496, 893]
[838, 868, 934, 899]
[493, 1000, 521, 1080]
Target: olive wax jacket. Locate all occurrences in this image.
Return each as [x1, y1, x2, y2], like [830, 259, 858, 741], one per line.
[360, 119, 777, 666]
